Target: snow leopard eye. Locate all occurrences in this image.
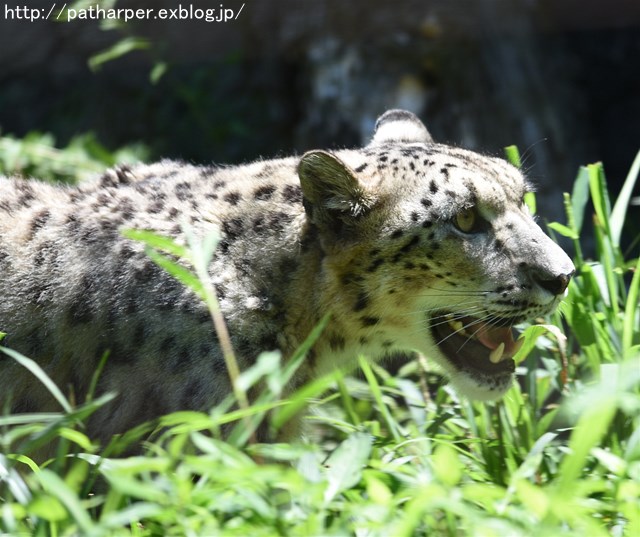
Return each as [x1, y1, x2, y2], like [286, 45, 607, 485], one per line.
[454, 207, 480, 233]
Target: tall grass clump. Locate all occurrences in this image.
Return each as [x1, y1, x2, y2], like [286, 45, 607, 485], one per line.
[0, 151, 639, 536]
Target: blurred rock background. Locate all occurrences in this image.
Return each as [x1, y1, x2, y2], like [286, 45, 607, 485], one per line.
[0, 0, 638, 230]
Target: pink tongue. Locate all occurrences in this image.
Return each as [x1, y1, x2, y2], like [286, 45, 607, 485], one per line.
[475, 322, 516, 352]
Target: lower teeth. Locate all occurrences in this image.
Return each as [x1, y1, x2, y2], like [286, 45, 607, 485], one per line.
[443, 315, 524, 364]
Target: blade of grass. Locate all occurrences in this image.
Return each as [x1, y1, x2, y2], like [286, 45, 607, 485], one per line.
[37, 469, 97, 534]
[623, 255, 640, 358]
[0, 454, 31, 504]
[593, 214, 620, 320]
[271, 371, 340, 430]
[323, 432, 372, 504]
[88, 37, 150, 72]
[504, 145, 538, 214]
[231, 315, 331, 443]
[336, 376, 361, 427]
[144, 248, 205, 300]
[121, 229, 188, 258]
[86, 350, 110, 404]
[0, 348, 71, 413]
[504, 145, 522, 168]
[557, 400, 617, 493]
[126, 226, 251, 431]
[184, 228, 249, 415]
[610, 149, 640, 247]
[99, 503, 164, 531]
[0, 413, 63, 427]
[561, 191, 584, 267]
[358, 356, 402, 442]
[588, 163, 613, 239]
[19, 393, 117, 456]
[571, 166, 591, 236]
[282, 314, 330, 382]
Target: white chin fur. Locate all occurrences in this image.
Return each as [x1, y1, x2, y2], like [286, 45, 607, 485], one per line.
[448, 371, 513, 401]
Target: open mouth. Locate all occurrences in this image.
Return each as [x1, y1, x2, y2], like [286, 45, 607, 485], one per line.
[430, 313, 524, 375]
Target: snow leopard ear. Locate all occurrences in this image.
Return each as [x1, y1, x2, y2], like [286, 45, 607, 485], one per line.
[298, 151, 374, 235]
[369, 109, 433, 146]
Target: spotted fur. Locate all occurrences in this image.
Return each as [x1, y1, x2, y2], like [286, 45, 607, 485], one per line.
[0, 110, 574, 442]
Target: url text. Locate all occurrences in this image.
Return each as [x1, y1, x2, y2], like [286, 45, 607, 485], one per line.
[4, 3, 245, 23]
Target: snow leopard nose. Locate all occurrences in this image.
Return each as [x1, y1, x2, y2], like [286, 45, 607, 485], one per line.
[533, 269, 574, 296]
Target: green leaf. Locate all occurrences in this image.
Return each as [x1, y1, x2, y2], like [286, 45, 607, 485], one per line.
[513, 324, 566, 364]
[270, 371, 339, 430]
[27, 494, 67, 522]
[236, 351, 282, 393]
[561, 192, 585, 267]
[323, 432, 372, 503]
[145, 248, 205, 301]
[623, 255, 640, 358]
[524, 191, 537, 216]
[280, 313, 330, 388]
[57, 428, 94, 452]
[150, 62, 169, 84]
[0, 348, 71, 413]
[557, 401, 617, 492]
[99, 503, 165, 530]
[101, 473, 168, 503]
[432, 444, 462, 486]
[184, 227, 220, 277]
[364, 472, 393, 505]
[359, 356, 402, 441]
[515, 479, 550, 519]
[89, 37, 150, 71]
[37, 470, 96, 533]
[0, 454, 31, 505]
[122, 228, 188, 258]
[504, 145, 522, 168]
[571, 166, 591, 234]
[547, 222, 579, 240]
[610, 149, 640, 247]
[588, 163, 613, 238]
[591, 447, 626, 475]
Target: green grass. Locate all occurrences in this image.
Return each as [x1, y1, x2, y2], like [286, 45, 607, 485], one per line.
[1, 152, 639, 536]
[0, 131, 148, 184]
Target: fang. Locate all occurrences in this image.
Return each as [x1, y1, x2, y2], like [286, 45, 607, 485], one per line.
[489, 342, 505, 363]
